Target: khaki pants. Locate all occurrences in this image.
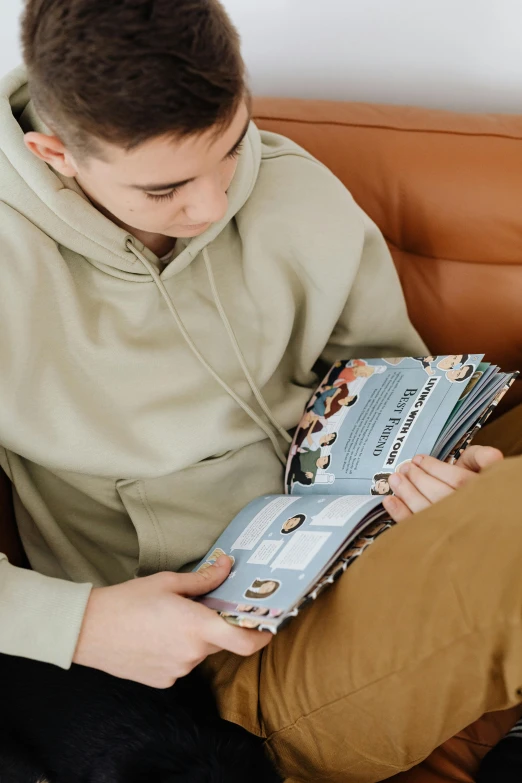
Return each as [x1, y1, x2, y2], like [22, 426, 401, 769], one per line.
[202, 403, 522, 782]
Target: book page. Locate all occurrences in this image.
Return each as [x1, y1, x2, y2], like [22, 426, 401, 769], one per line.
[286, 355, 484, 496]
[194, 493, 382, 621]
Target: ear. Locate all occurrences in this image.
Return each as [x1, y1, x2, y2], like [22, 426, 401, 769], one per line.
[24, 131, 79, 177]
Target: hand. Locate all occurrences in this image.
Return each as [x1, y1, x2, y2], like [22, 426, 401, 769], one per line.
[382, 445, 504, 522]
[73, 556, 272, 688]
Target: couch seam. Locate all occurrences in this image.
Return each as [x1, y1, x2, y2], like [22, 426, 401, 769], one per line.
[259, 119, 522, 266]
[253, 115, 522, 142]
[386, 238, 522, 268]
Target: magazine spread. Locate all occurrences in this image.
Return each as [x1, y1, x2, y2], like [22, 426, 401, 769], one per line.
[286, 355, 517, 495]
[196, 494, 385, 633]
[195, 355, 519, 632]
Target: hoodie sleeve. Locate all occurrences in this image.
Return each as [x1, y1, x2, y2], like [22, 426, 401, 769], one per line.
[0, 553, 92, 668]
[0, 452, 92, 669]
[320, 205, 428, 364]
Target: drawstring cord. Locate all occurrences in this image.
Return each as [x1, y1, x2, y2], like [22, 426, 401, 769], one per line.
[125, 239, 289, 465]
[202, 248, 292, 445]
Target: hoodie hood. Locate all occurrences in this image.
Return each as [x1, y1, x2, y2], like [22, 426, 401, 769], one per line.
[0, 66, 262, 280]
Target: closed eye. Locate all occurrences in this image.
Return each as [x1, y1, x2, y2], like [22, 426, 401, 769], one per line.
[144, 141, 243, 202]
[145, 187, 180, 202]
[226, 140, 244, 160]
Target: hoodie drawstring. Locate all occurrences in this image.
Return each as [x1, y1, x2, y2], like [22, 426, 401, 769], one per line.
[202, 248, 292, 444]
[125, 239, 291, 466]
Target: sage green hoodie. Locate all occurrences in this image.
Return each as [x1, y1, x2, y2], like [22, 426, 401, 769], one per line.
[0, 67, 427, 668]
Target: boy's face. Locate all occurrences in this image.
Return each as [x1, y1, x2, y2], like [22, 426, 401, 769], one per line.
[317, 456, 329, 469]
[26, 101, 250, 242]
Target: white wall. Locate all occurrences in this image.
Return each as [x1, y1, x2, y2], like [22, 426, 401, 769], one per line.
[221, 0, 522, 113]
[2, 0, 522, 113]
[0, 1, 24, 76]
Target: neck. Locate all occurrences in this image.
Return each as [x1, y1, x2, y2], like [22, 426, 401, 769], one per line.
[122, 226, 176, 257]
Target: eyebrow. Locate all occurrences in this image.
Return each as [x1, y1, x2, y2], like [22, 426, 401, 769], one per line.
[131, 119, 251, 193]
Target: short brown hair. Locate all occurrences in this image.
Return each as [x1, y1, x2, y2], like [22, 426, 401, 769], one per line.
[21, 0, 246, 157]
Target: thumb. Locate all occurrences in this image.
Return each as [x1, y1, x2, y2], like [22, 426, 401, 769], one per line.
[457, 445, 503, 473]
[176, 556, 233, 598]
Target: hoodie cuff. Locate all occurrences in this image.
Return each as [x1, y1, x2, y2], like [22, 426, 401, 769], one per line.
[0, 556, 92, 668]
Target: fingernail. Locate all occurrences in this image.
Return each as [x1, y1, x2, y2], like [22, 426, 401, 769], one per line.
[412, 455, 424, 466]
[398, 462, 410, 475]
[215, 555, 230, 566]
[389, 473, 401, 488]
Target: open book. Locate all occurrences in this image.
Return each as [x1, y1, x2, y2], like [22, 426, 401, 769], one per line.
[195, 355, 518, 633]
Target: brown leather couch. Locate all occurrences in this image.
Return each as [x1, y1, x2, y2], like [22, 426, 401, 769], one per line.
[1, 98, 522, 781]
[253, 97, 522, 781]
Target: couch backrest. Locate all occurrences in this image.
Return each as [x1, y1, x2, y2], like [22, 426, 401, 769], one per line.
[253, 98, 522, 408]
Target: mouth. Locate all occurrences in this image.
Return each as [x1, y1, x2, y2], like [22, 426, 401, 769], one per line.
[179, 222, 211, 231]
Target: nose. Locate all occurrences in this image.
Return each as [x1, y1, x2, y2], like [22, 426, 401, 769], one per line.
[184, 176, 228, 225]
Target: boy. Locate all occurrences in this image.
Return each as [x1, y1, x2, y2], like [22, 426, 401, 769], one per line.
[0, 0, 422, 683]
[1, 2, 521, 781]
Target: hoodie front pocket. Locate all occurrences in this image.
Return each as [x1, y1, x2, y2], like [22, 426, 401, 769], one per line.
[115, 449, 241, 577]
[115, 441, 284, 577]
[116, 478, 169, 577]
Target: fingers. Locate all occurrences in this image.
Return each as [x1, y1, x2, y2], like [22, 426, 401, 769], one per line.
[382, 494, 413, 523]
[381, 446, 502, 521]
[207, 613, 273, 656]
[412, 449, 502, 489]
[411, 454, 470, 487]
[172, 556, 233, 598]
[382, 458, 462, 521]
[457, 445, 503, 472]
[387, 466, 436, 514]
[408, 456, 475, 494]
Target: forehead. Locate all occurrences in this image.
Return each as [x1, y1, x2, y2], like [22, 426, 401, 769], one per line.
[88, 101, 251, 180]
